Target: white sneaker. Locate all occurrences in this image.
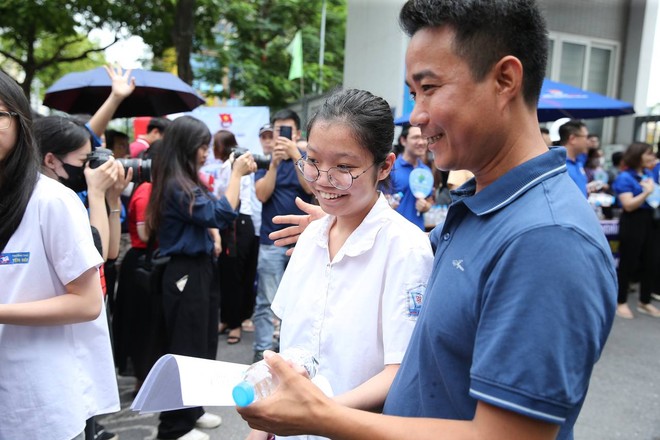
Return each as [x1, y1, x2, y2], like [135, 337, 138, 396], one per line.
[173, 429, 209, 440]
[650, 293, 660, 302]
[195, 412, 222, 429]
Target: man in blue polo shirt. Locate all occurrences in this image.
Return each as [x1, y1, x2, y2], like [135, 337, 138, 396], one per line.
[253, 109, 312, 363]
[559, 119, 590, 197]
[389, 125, 433, 229]
[238, 1, 617, 439]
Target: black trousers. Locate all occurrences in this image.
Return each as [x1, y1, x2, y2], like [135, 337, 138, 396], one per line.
[219, 214, 259, 329]
[158, 254, 217, 439]
[617, 209, 660, 305]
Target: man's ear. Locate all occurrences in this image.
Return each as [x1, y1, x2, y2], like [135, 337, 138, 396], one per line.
[492, 55, 523, 104]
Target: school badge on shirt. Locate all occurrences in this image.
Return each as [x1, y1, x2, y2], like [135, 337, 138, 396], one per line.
[406, 284, 425, 318]
[0, 252, 30, 265]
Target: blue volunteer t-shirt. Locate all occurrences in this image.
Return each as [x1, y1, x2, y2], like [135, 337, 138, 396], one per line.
[389, 155, 431, 230]
[565, 149, 588, 197]
[384, 148, 616, 440]
[612, 168, 654, 210]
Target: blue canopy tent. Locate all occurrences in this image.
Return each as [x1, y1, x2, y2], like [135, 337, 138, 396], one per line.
[394, 78, 635, 125]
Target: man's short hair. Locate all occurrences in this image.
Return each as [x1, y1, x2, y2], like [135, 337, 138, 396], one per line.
[271, 109, 301, 130]
[558, 120, 586, 144]
[399, 0, 548, 107]
[147, 117, 171, 134]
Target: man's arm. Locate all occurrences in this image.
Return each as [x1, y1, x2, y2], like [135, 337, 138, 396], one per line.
[255, 147, 286, 202]
[87, 65, 135, 138]
[238, 354, 560, 440]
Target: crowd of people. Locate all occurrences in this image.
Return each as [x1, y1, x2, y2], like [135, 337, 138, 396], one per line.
[4, 0, 660, 439]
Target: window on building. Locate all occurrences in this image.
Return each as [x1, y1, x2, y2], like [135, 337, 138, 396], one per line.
[547, 33, 619, 143]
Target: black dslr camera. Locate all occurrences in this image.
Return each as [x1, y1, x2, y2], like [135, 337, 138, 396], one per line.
[87, 148, 152, 183]
[232, 147, 271, 170]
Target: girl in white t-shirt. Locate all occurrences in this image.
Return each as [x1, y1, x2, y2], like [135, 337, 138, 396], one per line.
[0, 71, 118, 440]
[247, 89, 433, 440]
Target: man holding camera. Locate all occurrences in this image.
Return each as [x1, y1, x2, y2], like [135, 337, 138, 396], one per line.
[253, 109, 313, 362]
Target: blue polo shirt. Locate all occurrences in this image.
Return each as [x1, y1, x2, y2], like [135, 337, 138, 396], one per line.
[256, 159, 312, 245]
[158, 183, 238, 256]
[612, 169, 654, 210]
[565, 149, 588, 197]
[390, 155, 432, 230]
[384, 148, 616, 439]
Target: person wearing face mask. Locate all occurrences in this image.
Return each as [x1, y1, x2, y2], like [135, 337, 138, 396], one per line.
[34, 115, 132, 440]
[34, 116, 131, 265]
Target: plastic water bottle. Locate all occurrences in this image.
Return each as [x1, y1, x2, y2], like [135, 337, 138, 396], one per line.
[232, 348, 318, 406]
[388, 191, 404, 208]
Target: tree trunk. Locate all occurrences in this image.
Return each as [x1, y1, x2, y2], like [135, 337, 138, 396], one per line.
[173, 0, 195, 85]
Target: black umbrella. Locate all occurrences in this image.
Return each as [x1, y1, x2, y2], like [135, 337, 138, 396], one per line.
[43, 67, 206, 117]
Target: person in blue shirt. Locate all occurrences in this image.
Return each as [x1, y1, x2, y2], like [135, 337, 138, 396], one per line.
[238, 1, 617, 439]
[252, 109, 313, 363]
[559, 119, 590, 197]
[387, 124, 433, 229]
[611, 142, 660, 319]
[146, 115, 256, 440]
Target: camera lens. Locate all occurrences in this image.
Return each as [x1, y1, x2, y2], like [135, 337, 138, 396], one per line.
[117, 158, 151, 183]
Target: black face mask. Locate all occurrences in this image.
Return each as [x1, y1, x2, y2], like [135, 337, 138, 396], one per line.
[58, 162, 87, 193]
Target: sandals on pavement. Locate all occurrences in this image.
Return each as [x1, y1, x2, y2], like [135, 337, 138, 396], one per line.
[227, 329, 241, 344]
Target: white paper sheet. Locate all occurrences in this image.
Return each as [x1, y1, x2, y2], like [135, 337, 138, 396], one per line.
[131, 354, 249, 413]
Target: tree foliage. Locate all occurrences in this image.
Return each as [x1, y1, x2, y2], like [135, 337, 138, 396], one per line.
[0, 0, 116, 99]
[201, 0, 346, 108]
[1, 0, 346, 110]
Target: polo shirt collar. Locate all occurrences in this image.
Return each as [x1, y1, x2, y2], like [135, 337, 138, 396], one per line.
[455, 147, 567, 216]
[395, 154, 422, 169]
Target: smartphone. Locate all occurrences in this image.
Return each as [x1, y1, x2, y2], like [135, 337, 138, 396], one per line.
[279, 126, 293, 140]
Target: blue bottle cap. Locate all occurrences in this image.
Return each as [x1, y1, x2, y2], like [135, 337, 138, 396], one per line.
[232, 381, 256, 407]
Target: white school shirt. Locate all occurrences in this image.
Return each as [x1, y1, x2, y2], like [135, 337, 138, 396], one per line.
[271, 194, 433, 440]
[0, 175, 119, 440]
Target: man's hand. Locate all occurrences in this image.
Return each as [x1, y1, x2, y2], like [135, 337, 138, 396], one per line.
[237, 352, 333, 437]
[269, 197, 325, 256]
[415, 197, 431, 214]
[105, 64, 136, 99]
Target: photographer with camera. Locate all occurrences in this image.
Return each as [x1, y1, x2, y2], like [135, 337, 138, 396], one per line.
[199, 130, 261, 346]
[35, 116, 132, 266]
[34, 115, 132, 440]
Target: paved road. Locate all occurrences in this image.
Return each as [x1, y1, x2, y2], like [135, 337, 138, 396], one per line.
[101, 296, 660, 440]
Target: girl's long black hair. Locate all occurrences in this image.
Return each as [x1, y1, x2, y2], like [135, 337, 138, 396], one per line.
[146, 115, 211, 234]
[0, 72, 40, 253]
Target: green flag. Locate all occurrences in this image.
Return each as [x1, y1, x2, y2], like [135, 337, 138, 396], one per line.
[287, 30, 303, 81]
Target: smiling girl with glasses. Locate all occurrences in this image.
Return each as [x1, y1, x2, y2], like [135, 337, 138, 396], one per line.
[245, 89, 434, 440]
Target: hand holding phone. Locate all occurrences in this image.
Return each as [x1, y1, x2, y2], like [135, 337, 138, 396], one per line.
[279, 125, 293, 140]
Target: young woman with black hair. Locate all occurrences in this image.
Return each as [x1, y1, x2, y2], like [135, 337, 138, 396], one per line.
[0, 72, 118, 440]
[146, 115, 256, 440]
